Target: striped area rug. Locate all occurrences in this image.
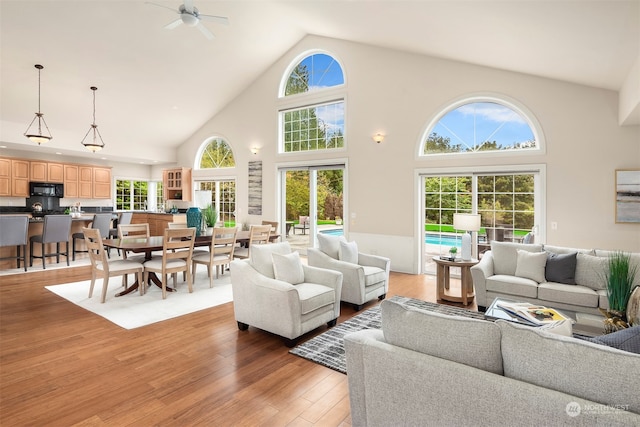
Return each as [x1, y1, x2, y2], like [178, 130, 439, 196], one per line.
[289, 295, 483, 374]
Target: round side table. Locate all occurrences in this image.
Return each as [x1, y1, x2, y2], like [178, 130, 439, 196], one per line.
[432, 256, 479, 305]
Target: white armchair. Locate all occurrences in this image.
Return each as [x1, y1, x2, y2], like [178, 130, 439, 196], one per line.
[307, 234, 390, 311]
[230, 241, 343, 347]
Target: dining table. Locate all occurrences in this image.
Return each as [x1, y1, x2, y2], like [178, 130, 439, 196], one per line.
[102, 230, 280, 297]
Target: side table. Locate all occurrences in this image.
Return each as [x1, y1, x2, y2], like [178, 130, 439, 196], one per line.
[432, 256, 479, 305]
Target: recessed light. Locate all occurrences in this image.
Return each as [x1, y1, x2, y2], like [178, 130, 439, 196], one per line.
[55, 152, 62, 155]
[0, 145, 6, 148]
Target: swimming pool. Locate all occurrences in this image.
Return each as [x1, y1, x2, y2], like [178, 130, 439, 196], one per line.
[319, 229, 461, 247]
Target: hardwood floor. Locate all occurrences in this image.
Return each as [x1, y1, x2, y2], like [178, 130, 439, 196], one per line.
[0, 265, 474, 426]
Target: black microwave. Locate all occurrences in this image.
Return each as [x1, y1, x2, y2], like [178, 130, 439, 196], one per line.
[30, 182, 64, 197]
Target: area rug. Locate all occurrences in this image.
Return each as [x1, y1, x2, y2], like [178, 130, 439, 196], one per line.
[289, 295, 484, 374]
[45, 269, 233, 329]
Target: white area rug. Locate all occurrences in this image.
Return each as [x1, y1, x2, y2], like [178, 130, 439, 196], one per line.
[45, 269, 233, 329]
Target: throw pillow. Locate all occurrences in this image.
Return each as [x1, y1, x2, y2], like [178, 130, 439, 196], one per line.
[575, 253, 608, 290]
[272, 251, 305, 285]
[317, 233, 346, 259]
[545, 251, 577, 284]
[339, 241, 358, 264]
[514, 249, 547, 283]
[249, 241, 292, 279]
[586, 326, 640, 355]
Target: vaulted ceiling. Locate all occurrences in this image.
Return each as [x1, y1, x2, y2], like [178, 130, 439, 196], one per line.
[1, 1, 638, 165]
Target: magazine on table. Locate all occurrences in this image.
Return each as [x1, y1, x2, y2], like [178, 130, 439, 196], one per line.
[496, 301, 569, 326]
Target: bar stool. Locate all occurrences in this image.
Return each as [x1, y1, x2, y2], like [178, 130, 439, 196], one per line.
[30, 215, 73, 269]
[0, 215, 29, 271]
[72, 213, 112, 260]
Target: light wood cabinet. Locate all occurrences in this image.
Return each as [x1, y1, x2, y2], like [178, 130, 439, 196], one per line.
[130, 212, 186, 235]
[92, 167, 111, 199]
[30, 161, 47, 182]
[0, 158, 10, 196]
[64, 165, 79, 198]
[47, 163, 64, 182]
[11, 160, 30, 197]
[79, 166, 93, 199]
[162, 168, 192, 202]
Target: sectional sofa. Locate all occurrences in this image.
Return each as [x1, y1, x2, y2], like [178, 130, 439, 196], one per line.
[470, 241, 640, 319]
[345, 299, 640, 426]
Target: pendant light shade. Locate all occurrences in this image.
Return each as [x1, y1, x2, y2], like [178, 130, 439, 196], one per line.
[24, 64, 53, 144]
[81, 86, 105, 152]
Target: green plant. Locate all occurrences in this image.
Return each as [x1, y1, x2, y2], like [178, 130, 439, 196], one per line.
[202, 204, 218, 227]
[449, 246, 458, 254]
[605, 251, 638, 312]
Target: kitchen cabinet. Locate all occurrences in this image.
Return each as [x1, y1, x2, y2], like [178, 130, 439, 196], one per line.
[79, 166, 93, 198]
[92, 167, 111, 199]
[47, 163, 64, 182]
[63, 165, 79, 198]
[162, 168, 192, 202]
[29, 161, 63, 183]
[11, 159, 30, 197]
[0, 158, 10, 196]
[131, 212, 186, 235]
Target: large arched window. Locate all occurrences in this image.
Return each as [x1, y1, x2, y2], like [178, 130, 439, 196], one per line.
[198, 137, 235, 169]
[420, 97, 542, 156]
[279, 51, 346, 153]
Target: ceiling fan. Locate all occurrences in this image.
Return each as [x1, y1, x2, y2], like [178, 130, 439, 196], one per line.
[147, 0, 229, 40]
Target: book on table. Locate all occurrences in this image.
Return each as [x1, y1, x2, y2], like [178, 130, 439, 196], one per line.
[495, 301, 569, 326]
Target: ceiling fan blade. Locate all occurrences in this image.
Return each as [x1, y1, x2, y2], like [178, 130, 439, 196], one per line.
[184, 0, 194, 14]
[196, 23, 215, 40]
[145, 2, 178, 13]
[164, 18, 183, 30]
[199, 14, 230, 25]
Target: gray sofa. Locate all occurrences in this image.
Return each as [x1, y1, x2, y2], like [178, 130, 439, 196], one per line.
[470, 241, 640, 317]
[345, 299, 640, 426]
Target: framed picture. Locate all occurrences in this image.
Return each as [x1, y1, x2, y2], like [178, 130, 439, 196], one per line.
[615, 169, 640, 223]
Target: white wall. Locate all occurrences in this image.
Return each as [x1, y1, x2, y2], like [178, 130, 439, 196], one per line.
[175, 35, 640, 273]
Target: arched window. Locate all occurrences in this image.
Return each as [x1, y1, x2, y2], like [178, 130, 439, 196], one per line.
[421, 98, 541, 156]
[198, 137, 235, 168]
[279, 51, 346, 153]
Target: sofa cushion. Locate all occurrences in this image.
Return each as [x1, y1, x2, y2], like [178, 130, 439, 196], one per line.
[317, 233, 346, 259]
[486, 275, 538, 299]
[537, 283, 599, 308]
[514, 249, 547, 283]
[586, 326, 640, 354]
[545, 251, 577, 284]
[543, 245, 594, 256]
[294, 283, 335, 315]
[381, 299, 503, 374]
[272, 251, 304, 285]
[338, 240, 358, 264]
[491, 241, 543, 276]
[498, 320, 640, 414]
[575, 253, 608, 290]
[362, 265, 386, 287]
[250, 241, 292, 279]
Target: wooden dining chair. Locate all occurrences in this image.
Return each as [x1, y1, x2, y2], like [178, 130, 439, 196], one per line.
[117, 223, 150, 260]
[233, 224, 271, 260]
[192, 227, 237, 287]
[83, 227, 145, 303]
[261, 220, 279, 241]
[142, 227, 195, 299]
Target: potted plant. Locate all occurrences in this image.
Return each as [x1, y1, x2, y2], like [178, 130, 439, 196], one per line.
[601, 251, 638, 333]
[202, 204, 217, 236]
[448, 246, 458, 261]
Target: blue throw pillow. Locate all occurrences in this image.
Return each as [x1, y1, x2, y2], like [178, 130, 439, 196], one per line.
[587, 326, 640, 354]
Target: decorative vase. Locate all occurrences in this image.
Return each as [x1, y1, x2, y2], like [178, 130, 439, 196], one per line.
[599, 308, 629, 334]
[186, 207, 202, 237]
[627, 286, 640, 327]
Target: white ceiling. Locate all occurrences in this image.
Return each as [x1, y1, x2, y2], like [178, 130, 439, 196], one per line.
[1, 0, 638, 165]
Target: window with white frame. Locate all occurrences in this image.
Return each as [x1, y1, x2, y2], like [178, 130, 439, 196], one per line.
[197, 181, 236, 227]
[279, 51, 345, 153]
[199, 137, 235, 168]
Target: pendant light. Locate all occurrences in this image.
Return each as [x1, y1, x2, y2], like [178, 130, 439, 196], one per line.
[80, 86, 105, 152]
[24, 64, 53, 144]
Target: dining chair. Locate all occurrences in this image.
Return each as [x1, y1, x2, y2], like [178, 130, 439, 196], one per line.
[167, 222, 188, 229]
[117, 223, 151, 260]
[233, 224, 271, 260]
[108, 211, 132, 256]
[0, 215, 29, 271]
[72, 213, 112, 260]
[142, 227, 196, 299]
[30, 214, 73, 269]
[83, 227, 145, 303]
[192, 227, 237, 287]
[261, 220, 279, 241]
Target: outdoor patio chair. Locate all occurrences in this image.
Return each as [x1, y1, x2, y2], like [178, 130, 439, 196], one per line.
[293, 216, 309, 235]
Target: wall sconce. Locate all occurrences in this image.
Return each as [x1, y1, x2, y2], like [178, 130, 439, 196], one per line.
[250, 147, 259, 155]
[372, 133, 385, 144]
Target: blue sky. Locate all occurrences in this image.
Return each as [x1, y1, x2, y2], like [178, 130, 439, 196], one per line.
[300, 53, 344, 90]
[433, 102, 535, 149]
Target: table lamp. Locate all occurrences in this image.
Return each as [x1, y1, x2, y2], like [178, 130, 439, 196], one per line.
[453, 213, 481, 261]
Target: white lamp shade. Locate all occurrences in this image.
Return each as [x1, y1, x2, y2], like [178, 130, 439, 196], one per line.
[453, 213, 481, 232]
[194, 190, 212, 209]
